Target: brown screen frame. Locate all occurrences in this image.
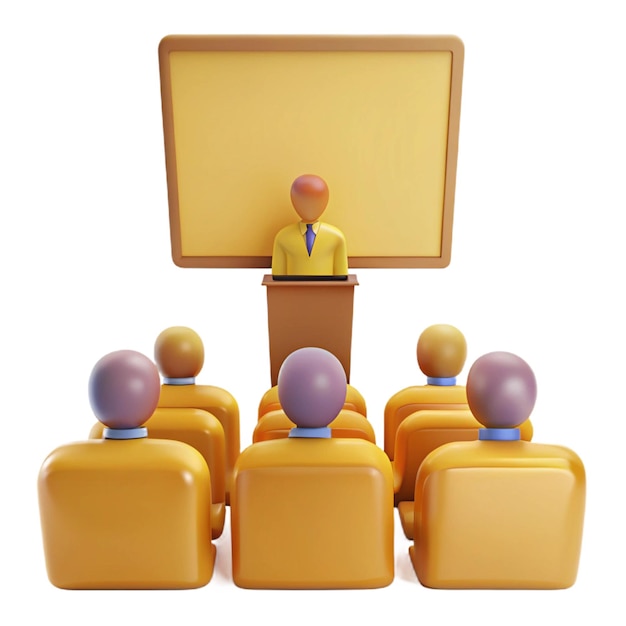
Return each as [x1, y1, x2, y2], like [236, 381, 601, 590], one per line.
[159, 35, 464, 268]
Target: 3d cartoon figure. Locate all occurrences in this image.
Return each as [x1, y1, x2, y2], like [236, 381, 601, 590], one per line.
[410, 351, 586, 589]
[271, 174, 348, 277]
[38, 350, 215, 589]
[231, 347, 394, 589]
[154, 326, 240, 502]
[384, 324, 469, 460]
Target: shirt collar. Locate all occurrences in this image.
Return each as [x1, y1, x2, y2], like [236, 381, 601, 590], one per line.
[298, 221, 321, 235]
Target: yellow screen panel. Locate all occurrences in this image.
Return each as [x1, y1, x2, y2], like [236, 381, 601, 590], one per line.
[159, 35, 464, 268]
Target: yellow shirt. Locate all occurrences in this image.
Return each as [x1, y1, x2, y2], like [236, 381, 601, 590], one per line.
[271, 221, 348, 276]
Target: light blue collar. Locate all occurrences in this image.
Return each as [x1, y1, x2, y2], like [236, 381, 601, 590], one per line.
[479, 428, 521, 441]
[103, 427, 148, 440]
[163, 377, 196, 385]
[288, 427, 332, 439]
[427, 376, 457, 386]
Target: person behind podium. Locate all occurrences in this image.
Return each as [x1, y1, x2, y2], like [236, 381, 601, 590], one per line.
[271, 174, 348, 278]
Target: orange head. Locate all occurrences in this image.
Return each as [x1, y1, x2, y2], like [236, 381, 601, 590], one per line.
[154, 326, 205, 379]
[417, 324, 467, 379]
[290, 174, 329, 222]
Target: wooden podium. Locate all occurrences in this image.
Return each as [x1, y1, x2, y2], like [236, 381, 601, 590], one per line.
[263, 275, 358, 385]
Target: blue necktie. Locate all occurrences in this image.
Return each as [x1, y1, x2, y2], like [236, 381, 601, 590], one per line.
[305, 223, 315, 256]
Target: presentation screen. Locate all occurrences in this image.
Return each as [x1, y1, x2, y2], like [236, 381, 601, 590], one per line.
[159, 35, 464, 268]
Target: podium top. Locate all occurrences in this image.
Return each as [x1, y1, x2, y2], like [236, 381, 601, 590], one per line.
[262, 275, 359, 288]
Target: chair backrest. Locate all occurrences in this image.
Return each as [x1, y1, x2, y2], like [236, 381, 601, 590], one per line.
[38, 437, 215, 589]
[411, 438, 584, 589]
[253, 408, 376, 443]
[231, 436, 394, 589]
[89, 406, 227, 538]
[157, 382, 240, 501]
[383, 384, 468, 459]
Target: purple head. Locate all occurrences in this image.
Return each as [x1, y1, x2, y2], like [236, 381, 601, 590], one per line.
[88, 350, 161, 429]
[466, 351, 537, 429]
[277, 347, 347, 429]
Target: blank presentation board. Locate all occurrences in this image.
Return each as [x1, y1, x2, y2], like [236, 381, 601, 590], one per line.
[159, 35, 464, 268]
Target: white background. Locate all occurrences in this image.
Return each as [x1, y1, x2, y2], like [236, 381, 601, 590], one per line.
[1, 1, 623, 624]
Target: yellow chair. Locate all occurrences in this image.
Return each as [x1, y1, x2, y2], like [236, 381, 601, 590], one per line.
[384, 385, 468, 459]
[253, 408, 376, 443]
